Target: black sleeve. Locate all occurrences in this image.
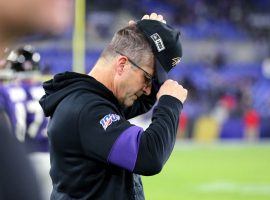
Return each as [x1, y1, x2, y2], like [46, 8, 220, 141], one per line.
[78, 95, 182, 175]
[123, 85, 157, 119]
[133, 95, 182, 175]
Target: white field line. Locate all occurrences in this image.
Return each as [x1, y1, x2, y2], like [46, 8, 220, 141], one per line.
[197, 181, 270, 196]
[174, 140, 270, 150]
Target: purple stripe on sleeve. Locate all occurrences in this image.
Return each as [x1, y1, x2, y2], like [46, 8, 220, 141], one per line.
[107, 126, 143, 171]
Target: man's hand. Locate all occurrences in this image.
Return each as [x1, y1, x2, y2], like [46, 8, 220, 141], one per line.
[128, 13, 166, 26]
[157, 80, 188, 104]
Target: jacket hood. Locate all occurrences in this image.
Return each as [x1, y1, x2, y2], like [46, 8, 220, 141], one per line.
[39, 71, 117, 117]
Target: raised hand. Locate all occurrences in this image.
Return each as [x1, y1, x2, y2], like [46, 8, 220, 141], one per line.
[128, 12, 166, 26]
[157, 79, 188, 104]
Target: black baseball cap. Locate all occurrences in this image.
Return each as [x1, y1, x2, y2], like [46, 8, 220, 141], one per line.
[136, 20, 182, 88]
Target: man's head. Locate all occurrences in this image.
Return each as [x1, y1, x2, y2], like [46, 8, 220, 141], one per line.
[100, 24, 155, 107]
[91, 19, 182, 108]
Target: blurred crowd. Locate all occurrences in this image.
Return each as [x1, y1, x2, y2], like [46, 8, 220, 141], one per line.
[88, 0, 270, 41]
[175, 64, 270, 141]
[1, 1, 270, 143]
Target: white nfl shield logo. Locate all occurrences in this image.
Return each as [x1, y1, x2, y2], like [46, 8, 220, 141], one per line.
[150, 33, 165, 52]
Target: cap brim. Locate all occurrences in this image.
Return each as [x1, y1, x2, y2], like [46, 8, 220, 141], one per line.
[152, 59, 168, 90]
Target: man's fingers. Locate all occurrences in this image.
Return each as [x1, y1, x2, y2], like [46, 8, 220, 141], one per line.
[157, 14, 163, 21]
[141, 13, 166, 24]
[142, 15, 150, 20]
[150, 13, 158, 19]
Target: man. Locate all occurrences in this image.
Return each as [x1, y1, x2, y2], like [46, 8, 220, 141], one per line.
[40, 13, 187, 200]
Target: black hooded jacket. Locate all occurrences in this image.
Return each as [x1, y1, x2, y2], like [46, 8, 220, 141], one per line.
[39, 71, 182, 200]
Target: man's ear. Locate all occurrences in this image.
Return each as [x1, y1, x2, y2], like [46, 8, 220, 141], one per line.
[116, 56, 127, 75]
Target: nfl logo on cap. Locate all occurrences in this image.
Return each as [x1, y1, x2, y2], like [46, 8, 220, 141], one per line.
[150, 33, 165, 52]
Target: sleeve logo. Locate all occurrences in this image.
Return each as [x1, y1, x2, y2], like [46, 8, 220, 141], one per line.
[100, 114, 120, 130]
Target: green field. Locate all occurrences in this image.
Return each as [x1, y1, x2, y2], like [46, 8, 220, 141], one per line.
[142, 142, 270, 200]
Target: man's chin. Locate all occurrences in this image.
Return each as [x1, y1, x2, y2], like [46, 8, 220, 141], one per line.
[124, 102, 134, 108]
[122, 99, 136, 108]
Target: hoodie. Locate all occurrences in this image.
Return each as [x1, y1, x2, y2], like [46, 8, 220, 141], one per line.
[39, 71, 182, 200]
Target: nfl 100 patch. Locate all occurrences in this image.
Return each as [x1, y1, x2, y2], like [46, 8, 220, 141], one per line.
[100, 114, 120, 130]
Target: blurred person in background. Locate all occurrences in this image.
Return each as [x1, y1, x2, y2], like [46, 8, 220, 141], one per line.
[0, 46, 52, 199]
[0, 47, 44, 200]
[0, 0, 73, 199]
[39, 13, 187, 200]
